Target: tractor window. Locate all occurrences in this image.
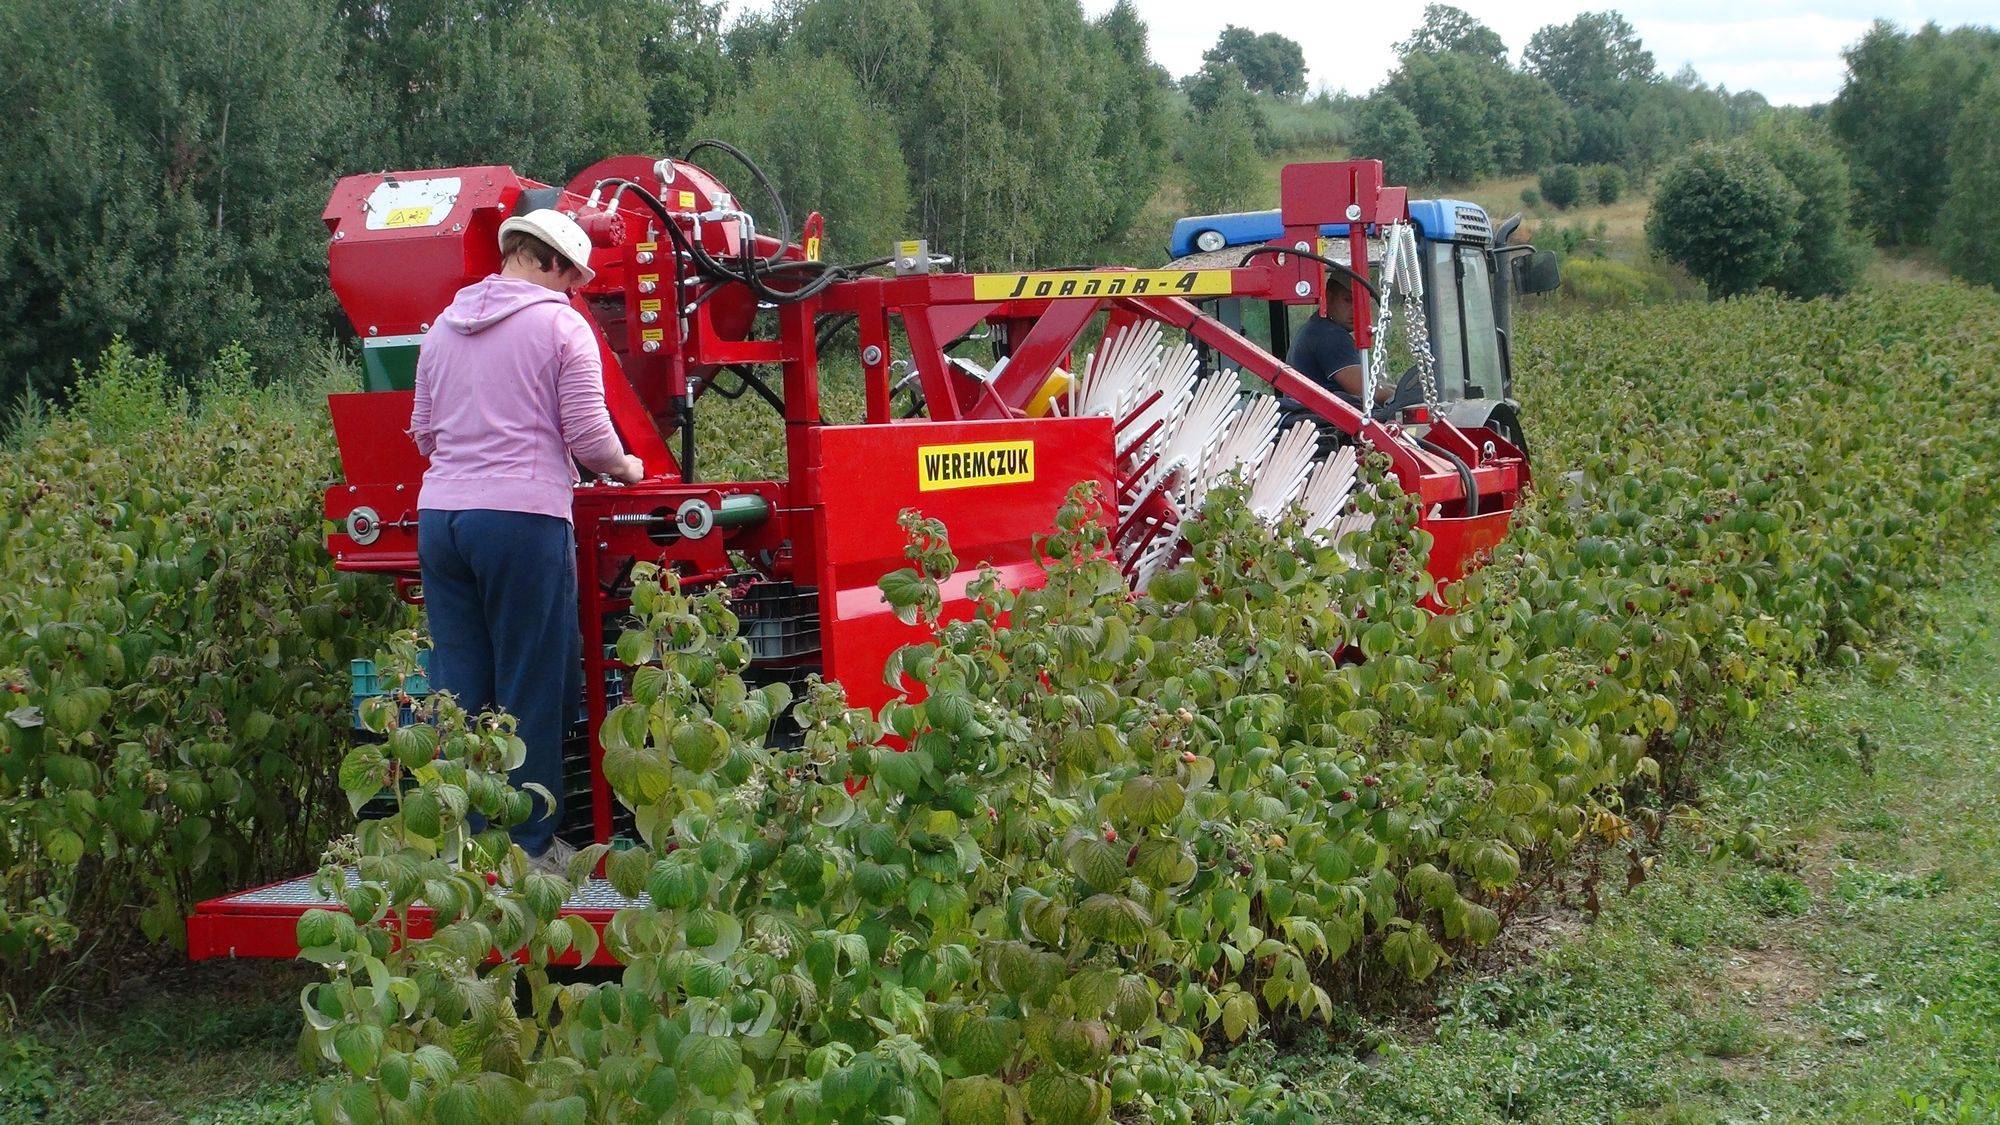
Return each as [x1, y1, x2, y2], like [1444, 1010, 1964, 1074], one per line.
[1457, 247, 1505, 401]
[1427, 243, 1465, 398]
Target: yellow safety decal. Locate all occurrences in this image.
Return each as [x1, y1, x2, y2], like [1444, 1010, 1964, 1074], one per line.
[918, 440, 1035, 492]
[637, 241, 657, 252]
[383, 205, 437, 229]
[677, 191, 697, 209]
[897, 239, 925, 258]
[640, 298, 662, 313]
[805, 236, 822, 262]
[971, 269, 1235, 301]
[642, 328, 664, 343]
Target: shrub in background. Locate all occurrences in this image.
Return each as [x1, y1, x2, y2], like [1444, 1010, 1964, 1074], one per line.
[1647, 142, 1800, 297]
[1750, 120, 1867, 298]
[1539, 164, 1585, 210]
[1592, 163, 1627, 204]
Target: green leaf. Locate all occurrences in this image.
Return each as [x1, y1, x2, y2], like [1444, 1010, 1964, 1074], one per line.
[333, 1022, 383, 1077]
[1073, 893, 1151, 946]
[675, 1033, 743, 1097]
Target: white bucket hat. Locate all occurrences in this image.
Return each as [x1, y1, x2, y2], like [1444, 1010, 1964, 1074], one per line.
[497, 208, 597, 284]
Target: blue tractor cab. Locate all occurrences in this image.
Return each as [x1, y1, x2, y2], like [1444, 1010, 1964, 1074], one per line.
[1168, 199, 1556, 451]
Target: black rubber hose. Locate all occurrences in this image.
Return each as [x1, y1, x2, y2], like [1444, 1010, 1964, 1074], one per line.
[682, 138, 791, 260]
[1416, 436, 1481, 519]
[1237, 245, 1381, 302]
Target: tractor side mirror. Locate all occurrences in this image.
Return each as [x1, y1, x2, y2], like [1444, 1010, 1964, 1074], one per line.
[1517, 249, 1561, 295]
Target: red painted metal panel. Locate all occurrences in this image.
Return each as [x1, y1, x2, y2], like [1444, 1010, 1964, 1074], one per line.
[328, 392, 425, 485]
[806, 416, 1115, 713]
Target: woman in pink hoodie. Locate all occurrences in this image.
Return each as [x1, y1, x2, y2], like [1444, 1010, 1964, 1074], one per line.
[408, 209, 642, 866]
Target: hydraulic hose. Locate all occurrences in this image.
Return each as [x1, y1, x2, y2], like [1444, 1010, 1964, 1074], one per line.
[1237, 245, 1381, 302]
[1416, 436, 1480, 519]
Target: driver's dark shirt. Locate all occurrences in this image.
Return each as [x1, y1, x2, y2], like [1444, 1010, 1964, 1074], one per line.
[1283, 314, 1362, 419]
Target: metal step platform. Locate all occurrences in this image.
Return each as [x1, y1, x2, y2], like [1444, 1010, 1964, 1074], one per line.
[186, 867, 643, 963]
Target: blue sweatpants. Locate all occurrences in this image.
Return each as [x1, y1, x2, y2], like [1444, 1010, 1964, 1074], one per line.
[417, 509, 579, 857]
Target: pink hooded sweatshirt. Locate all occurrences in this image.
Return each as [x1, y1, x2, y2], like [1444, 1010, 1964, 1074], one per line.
[408, 276, 629, 522]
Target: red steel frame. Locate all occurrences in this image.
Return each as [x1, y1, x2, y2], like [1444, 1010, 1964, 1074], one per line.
[187, 157, 1522, 961]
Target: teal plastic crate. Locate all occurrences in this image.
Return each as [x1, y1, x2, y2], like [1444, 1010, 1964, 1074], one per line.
[349, 652, 431, 730]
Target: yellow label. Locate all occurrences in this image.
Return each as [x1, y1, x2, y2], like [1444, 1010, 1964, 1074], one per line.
[383, 205, 436, 228]
[971, 269, 1234, 301]
[642, 328, 664, 343]
[898, 239, 925, 257]
[638, 274, 659, 286]
[639, 298, 662, 313]
[677, 191, 697, 209]
[637, 241, 657, 252]
[805, 236, 822, 262]
[918, 440, 1035, 492]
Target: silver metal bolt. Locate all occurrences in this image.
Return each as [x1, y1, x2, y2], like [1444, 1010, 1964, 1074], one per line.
[1345, 204, 1363, 221]
[638, 280, 657, 294]
[1294, 240, 1310, 252]
[636, 251, 654, 265]
[640, 310, 658, 324]
[419, 322, 429, 331]
[367, 326, 378, 336]
[1295, 280, 1312, 297]
[862, 345, 884, 366]
[642, 340, 661, 353]
[334, 231, 344, 240]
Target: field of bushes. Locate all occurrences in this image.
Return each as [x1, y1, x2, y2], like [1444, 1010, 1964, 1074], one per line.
[4, 280, 1999, 1121]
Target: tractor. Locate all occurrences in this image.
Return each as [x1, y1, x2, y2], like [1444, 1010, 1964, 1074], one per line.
[189, 152, 1539, 962]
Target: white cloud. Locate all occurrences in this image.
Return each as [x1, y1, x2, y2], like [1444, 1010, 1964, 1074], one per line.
[718, 0, 1995, 107]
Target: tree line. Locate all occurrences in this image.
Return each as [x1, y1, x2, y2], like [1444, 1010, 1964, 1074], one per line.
[1645, 20, 2000, 297]
[16, 0, 1961, 408]
[0, 0, 1173, 406]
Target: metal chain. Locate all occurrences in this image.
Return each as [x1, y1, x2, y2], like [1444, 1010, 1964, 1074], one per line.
[1363, 223, 1440, 415]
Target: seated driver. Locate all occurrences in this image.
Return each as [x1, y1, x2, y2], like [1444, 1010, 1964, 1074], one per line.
[1284, 275, 1391, 410]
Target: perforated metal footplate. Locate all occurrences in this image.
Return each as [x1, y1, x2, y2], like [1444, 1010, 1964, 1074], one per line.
[213, 868, 647, 911]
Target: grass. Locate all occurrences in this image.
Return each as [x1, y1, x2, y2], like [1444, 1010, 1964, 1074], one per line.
[1, 961, 317, 1123]
[1226, 544, 2000, 1121]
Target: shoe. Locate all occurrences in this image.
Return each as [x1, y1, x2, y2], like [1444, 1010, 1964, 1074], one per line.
[529, 837, 577, 878]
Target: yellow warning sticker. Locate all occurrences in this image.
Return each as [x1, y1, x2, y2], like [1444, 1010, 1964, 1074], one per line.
[677, 191, 697, 209]
[639, 298, 662, 313]
[642, 328, 663, 343]
[805, 236, 822, 262]
[383, 205, 437, 229]
[971, 269, 1235, 301]
[918, 440, 1035, 492]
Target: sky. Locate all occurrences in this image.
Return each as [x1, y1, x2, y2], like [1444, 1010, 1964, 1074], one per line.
[721, 1, 1995, 107]
[1076, 0, 1997, 106]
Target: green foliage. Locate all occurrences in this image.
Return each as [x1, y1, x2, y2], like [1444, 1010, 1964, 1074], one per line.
[691, 55, 912, 260]
[1556, 257, 1681, 307]
[1540, 164, 1585, 210]
[1351, 97, 1432, 185]
[1647, 142, 1801, 298]
[1829, 21, 2000, 247]
[297, 282, 2000, 1119]
[1396, 4, 1507, 64]
[1201, 26, 1308, 99]
[1748, 120, 1867, 299]
[1590, 162, 1627, 205]
[1182, 99, 1263, 217]
[0, 344, 403, 985]
[1525, 12, 1656, 115]
[1520, 187, 1542, 208]
[1939, 73, 2000, 287]
[0, 0, 350, 408]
